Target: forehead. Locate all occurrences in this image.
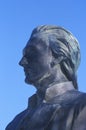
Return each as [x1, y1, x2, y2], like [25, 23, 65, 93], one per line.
[23, 37, 49, 54]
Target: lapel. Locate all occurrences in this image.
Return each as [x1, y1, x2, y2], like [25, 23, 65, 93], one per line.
[16, 102, 61, 130]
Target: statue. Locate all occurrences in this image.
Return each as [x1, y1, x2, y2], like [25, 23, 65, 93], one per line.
[6, 25, 86, 130]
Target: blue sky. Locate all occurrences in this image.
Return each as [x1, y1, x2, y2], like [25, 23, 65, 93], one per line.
[0, 0, 86, 129]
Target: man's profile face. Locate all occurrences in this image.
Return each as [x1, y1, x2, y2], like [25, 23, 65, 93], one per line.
[19, 38, 53, 85]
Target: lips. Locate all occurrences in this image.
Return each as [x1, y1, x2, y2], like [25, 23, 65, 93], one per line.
[24, 67, 33, 76]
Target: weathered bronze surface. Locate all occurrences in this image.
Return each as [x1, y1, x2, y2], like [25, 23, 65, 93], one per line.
[6, 25, 86, 130]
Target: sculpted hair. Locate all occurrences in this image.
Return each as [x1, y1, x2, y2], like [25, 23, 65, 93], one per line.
[30, 25, 81, 89]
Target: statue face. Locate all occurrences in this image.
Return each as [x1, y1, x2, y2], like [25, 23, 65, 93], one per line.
[19, 38, 53, 85]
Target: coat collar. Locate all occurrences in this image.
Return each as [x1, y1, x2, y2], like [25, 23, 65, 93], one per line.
[28, 81, 75, 108]
[44, 81, 75, 102]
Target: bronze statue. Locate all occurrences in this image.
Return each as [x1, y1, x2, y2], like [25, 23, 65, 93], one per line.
[6, 25, 86, 130]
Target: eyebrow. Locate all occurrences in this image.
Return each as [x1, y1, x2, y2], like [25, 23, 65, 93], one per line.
[22, 45, 37, 56]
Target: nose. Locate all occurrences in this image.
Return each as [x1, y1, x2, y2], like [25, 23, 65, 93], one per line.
[19, 57, 28, 67]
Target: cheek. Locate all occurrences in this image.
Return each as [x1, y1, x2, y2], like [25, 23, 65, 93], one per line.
[39, 62, 50, 72]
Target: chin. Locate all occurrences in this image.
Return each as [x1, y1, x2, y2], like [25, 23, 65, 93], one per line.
[25, 76, 36, 85]
[25, 78, 32, 84]
[25, 75, 42, 86]
[25, 72, 46, 85]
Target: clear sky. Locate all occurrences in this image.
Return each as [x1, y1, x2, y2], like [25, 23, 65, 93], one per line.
[0, 0, 86, 129]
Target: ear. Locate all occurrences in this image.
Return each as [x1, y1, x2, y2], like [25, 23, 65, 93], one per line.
[50, 56, 64, 68]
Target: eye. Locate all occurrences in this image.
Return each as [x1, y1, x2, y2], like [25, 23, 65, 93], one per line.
[23, 45, 41, 63]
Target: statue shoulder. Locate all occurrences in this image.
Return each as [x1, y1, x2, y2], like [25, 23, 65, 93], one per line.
[75, 91, 86, 107]
[5, 94, 37, 130]
[71, 92, 86, 130]
[5, 108, 29, 130]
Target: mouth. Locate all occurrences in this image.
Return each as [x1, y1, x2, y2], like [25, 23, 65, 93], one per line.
[24, 67, 34, 77]
[23, 67, 48, 84]
[24, 68, 36, 84]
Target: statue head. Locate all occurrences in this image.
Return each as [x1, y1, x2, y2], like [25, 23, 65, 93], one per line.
[19, 25, 81, 90]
